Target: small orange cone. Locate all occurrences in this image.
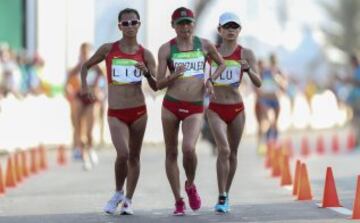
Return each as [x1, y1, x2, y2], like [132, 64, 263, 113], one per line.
[30, 148, 39, 174]
[331, 134, 340, 153]
[0, 163, 5, 195]
[316, 135, 325, 155]
[39, 145, 48, 170]
[347, 131, 356, 151]
[5, 156, 17, 188]
[352, 176, 360, 219]
[293, 160, 301, 196]
[297, 163, 312, 200]
[280, 154, 292, 186]
[301, 136, 310, 157]
[57, 145, 67, 165]
[21, 151, 29, 178]
[321, 167, 341, 207]
[14, 152, 23, 183]
[271, 148, 282, 177]
[264, 143, 274, 169]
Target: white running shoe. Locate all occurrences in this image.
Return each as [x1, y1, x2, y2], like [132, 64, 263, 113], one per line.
[89, 149, 99, 165]
[120, 197, 134, 215]
[103, 191, 124, 214]
[83, 154, 92, 171]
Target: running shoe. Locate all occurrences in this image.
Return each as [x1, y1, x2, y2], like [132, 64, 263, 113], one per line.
[83, 154, 92, 171]
[103, 191, 124, 214]
[89, 149, 99, 165]
[214, 195, 229, 213]
[72, 147, 82, 161]
[173, 198, 186, 216]
[185, 181, 201, 211]
[120, 197, 134, 215]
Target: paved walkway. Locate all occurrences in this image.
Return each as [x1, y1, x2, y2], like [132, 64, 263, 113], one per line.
[0, 131, 358, 222]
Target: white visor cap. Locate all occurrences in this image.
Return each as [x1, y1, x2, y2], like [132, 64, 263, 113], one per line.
[219, 12, 241, 27]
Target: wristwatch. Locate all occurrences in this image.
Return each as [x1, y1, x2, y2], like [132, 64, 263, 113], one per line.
[243, 67, 250, 73]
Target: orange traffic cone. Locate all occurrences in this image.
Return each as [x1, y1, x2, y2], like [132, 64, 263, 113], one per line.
[347, 130, 356, 151]
[316, 135, 325, 155]
[57, 145, 67, 165]
[30, 148, 39, 174]
[280, 154, 292, 186]
[5, 156, 17, 188]
[39, 145, 48, 170]
[0, 163, 5, 195]
[271, 148, 282, 177]
[293, 160, 301, 196]
[352, 176, 360, 219]
[301, 136, 310, 157]
[14, 152, 23, 183]
[321, 167, 341, 207]
[297, 163, 312, 200]
[265, 143, 273, 169]
[331, 133, 340, 154]
[21, 151, 29, 178]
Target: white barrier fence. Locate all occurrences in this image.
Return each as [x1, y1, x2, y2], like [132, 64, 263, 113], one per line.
[0, 90, 348, 153]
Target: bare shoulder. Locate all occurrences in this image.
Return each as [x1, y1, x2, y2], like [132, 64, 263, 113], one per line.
[158, 42, 171, 58]
[98, 43, 113, 54]
[242, 47, 255, 59]
[143, 47, 155, 58]
[159, 41, 170, 52]
[199, 37, 211, 48]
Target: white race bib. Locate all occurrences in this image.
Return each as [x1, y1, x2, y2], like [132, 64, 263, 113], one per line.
[212, 60, 241, 86]
[111, 58, 142, 84]
[172, 51, 205, 78]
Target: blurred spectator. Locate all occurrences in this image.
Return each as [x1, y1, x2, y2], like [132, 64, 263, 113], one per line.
[0, 43, 23, 98]
[64, 42, 103, 170]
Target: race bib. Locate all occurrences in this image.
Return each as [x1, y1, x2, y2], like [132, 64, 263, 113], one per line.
[111, 58, 142, 84]
[172, 50, 205, 78]
[211, 60, 241, 86]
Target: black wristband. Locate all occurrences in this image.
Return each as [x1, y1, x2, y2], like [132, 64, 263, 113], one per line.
[143, 70, 151, 78]
[243, 67, 250, 73]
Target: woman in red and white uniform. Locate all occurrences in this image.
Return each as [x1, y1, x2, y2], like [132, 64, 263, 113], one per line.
[207, 12, 261, 213]
[80, 8, 157, 215]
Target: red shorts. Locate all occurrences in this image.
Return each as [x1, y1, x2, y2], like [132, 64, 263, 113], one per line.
[162, 96, 204, 121]
[208, 102, 244, 124]
[108, 105, 147, 126]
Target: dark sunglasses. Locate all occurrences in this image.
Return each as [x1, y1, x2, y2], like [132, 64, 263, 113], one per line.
[120, 20, 140, 27]
[222, 22, 240, 29]
[176, 20, 193, 25]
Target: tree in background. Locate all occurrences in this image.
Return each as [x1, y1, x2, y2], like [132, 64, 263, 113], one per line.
[320, 0, 360, 54]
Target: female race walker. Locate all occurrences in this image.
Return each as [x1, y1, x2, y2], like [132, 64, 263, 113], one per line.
[157, 7, 226, 215]
[80, 8, 157, 215]
[207, 12, 261, 213]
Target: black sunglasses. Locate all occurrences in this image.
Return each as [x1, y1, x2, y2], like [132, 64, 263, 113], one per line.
[120, 20, 140, 27]
[176, 20, 193, 25]
[222, 22, 240, 29]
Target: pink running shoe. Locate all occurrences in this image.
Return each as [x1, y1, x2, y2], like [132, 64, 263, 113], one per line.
[185, 181, 201, 211]
[173, 198, 185, 216]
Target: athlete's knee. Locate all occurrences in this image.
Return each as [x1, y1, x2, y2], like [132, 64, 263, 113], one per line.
[166, 150, 178, 161]
[128, 152, 140, 164]
[229, 151, 238, 161]
[218, 147, 230, 159]
[116, 151, 129, 162]
[182, 147, 196, 160]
